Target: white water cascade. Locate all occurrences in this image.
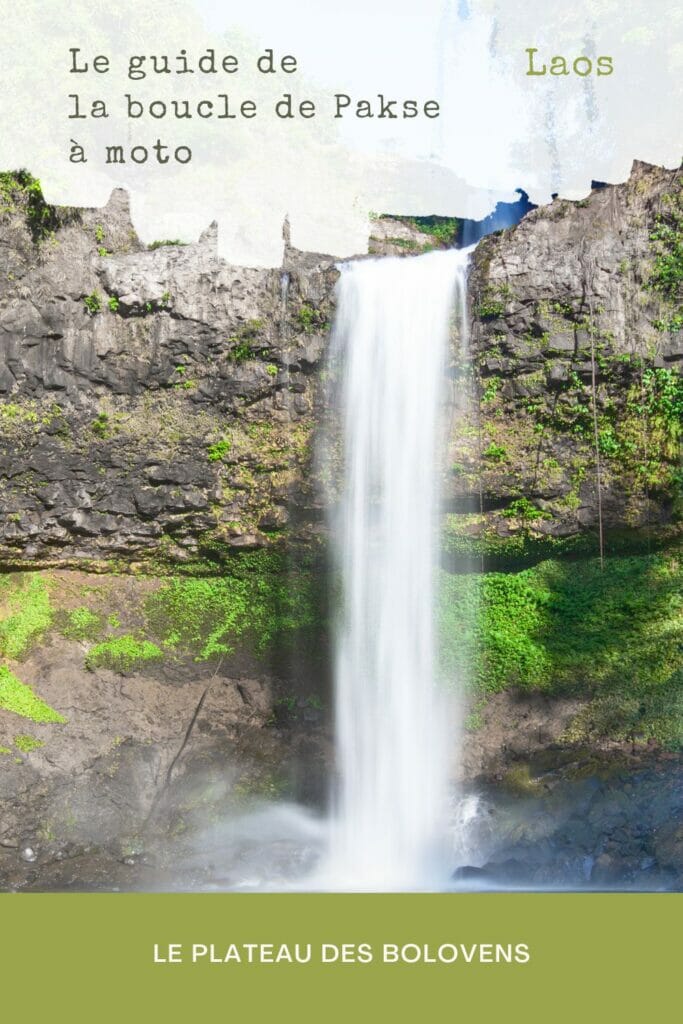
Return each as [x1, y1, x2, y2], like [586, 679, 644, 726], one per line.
[324, 248, 471, 890]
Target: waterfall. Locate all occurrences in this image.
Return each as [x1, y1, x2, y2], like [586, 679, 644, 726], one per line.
[323, 248, 470, 890]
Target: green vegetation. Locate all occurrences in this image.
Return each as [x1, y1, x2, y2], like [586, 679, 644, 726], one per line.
[520, 358, 681, 497]
[439, 550, 682, 749]
[266, 364, 278, 377]
[0, 666, 64, 723]
[297, 303, 328, 334]
[229, 341, 256, 363]
[0, 576, 64, 723]
[649, 188, 683, 300]
[378, 214, 461, 249]
[60, 607, 103, 642]
[0, 575, 52, 659]
[144, 551, 321, 661]
[442, 518, 678, 566]
[14, 734, 44, 753]
[648, 184, 683, 331]
[482, 441, 507, 463]
[475, 299, 505, 319]
[502, 498, 551, 522]
[408, 216, 460, 247]
[91, 412, 111, 438]
[85, 635, 164, 673]
[0, 170, 61, 241]
[385, 237, 419, 251]
[227, 320, 266, 362]
[108, 296, 120, 312]
[147, 239, 186, 250]
[481, 376, 502, 403]
[207, 438, 231, 462]
[83, 291, 102, 316]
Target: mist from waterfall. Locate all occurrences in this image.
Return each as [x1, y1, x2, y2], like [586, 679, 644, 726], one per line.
[322, 249, 471, 890]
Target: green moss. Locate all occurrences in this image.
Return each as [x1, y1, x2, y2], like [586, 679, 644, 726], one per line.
[0, 665, 65, 723]
[144, 550, 322, 661]
[85, 636, 164, 673]
[439, 549, 683, 748]
[501, 764, 544, 796]
[60, 607, 103, 642]
[0, 574, 52, 659]
[14, 734, 44, 753]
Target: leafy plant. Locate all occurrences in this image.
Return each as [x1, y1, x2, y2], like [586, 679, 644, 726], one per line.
[475, 298, 505, 319]
[482, 441, 508, 463]
[91, 412, 111, 438]
[83, 291, 102, 316]
[481, 376, 502, 403]
[0, 170, 61, 241]
[648, 189, 683, 299]
[297, 303, 327, 334]
[501, 498, 550, 522]
[207, 438, 231, 462]
[229, 341, 256, 363]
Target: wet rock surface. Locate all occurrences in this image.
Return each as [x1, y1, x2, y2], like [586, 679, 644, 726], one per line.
[452, 756, 682, 891]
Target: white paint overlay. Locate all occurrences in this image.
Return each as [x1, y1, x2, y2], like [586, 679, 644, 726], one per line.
[0, 0, 680, 264]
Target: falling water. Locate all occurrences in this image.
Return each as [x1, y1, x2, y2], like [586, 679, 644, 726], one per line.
[324, 248, 471, 889]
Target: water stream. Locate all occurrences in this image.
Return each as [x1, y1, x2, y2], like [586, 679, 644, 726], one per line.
[322, 249, 471, 889]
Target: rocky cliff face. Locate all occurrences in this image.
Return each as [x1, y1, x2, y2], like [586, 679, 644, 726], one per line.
[445, 161, 681, 561]
[0, 162, 680, 571]
[0, 182, 336, 568]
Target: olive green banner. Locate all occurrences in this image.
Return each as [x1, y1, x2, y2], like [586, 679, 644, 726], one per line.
[1, 893, 678, 1021]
